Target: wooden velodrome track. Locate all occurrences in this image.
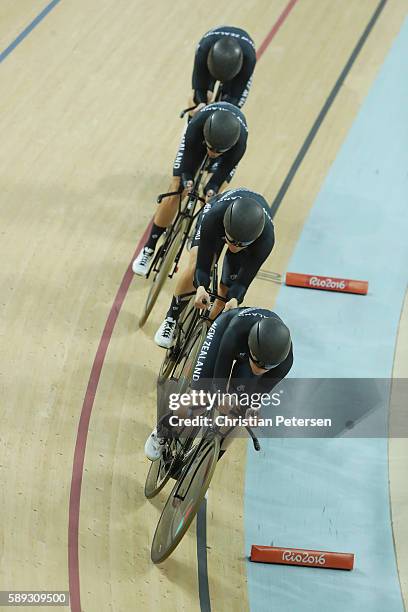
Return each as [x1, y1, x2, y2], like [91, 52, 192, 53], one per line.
[0, 1, 407, 611]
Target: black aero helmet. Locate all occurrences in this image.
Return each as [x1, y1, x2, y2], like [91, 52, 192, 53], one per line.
[223, 197, 265, 246]
[248, 317, 291, 369]
[203, 110, 241, 153]
[207, 38, 243, 82]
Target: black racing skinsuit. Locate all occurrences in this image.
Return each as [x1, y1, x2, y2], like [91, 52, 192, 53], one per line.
[175, 102, 247, 195]
[193, 189, 275, 303]
[191, 307, 293, 398]
[192, 26, 256, 108]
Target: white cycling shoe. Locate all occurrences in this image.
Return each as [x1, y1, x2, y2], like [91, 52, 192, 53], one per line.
[145, 428, 166, 461]
[132, 247, 154, 276]
[154, 317, 177, 349]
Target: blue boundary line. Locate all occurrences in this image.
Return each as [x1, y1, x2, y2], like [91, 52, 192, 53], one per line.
[270, 0, 387, 216]
[0, 0, 62, 64]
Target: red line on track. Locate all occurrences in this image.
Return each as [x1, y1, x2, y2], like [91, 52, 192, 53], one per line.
[68, 221, 152, 611]
[68, 2, 298, 609]
[257, 0, 299, 60]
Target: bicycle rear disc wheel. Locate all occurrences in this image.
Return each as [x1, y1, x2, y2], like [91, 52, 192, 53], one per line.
[151, 435, 220, 563]
[139, 221, 186, 327]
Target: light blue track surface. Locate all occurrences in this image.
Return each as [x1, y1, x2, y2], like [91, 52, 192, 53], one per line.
[245, 18, 408, 612]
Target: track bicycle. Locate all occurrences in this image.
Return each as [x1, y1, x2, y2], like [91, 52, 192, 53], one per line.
[138, 155, 209, 327]
[144, 276, 226, 501]
[157, 253, 225, 386]
[139, 83, 225, 327]
[149, 399, 260, 564]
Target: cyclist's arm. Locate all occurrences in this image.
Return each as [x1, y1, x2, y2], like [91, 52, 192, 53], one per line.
[193, 207, 220, 290]
[205, 140, 247, 194]
[192, 43, 213, 105]
[227, 234, 275, 303]
[222, 56, 256, 107]
[180, 120, 206, 182]
[255, 346, 294, 393]
[212, 325, 240, 392]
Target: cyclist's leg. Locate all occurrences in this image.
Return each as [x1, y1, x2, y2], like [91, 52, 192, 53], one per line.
[155, 246, 197, 343]
[154, 231, 199, 347]
[155, 204, 209, 346]
[133, 175, 184, 275]
[139, 123, 189, 259]
[143, 176, 184, 251]
[145, 411, 175, 462]
[146, 393, 207, 461]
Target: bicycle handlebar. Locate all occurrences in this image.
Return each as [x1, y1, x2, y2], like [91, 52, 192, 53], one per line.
[157, 188, 183, 204]
[156, 186, 206, 206]
[187, 190, 206, 205]
[245, 425, 261, 451]
[178, 290, 227, 304]
[180, 105, 197, 118]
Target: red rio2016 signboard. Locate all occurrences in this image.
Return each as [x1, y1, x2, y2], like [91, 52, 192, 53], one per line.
[250, 545, 354, 570]
[285, 272, 368, 295]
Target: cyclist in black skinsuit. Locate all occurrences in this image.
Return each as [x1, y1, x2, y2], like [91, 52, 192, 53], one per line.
[154, 188, 275, 348]
[145, 308, 293, 460]
[132, 103, 248, 277]
[175, 103, 247, 195]
[191, 307, 293, 393]
[188, 26, 257, 118]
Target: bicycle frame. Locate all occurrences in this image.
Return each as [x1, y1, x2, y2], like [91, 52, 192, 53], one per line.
[159, 259, 224, 385]
[145, 154, 209, 282]
[149, 399, 260, 561]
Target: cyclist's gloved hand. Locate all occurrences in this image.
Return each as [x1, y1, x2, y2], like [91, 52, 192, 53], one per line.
[181, 174, 193, 191]
[205, 189, 216, 203]
[221, 393, 239, 412]
[224, 297, 238, 311]
[245, 407, 260, 421]
[195, 285, 210, 309]
[189, 102, 206, 117]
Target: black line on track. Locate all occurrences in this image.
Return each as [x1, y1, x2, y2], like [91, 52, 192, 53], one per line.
[270, 0, 388, 218]
[196, 2, 388, 611]
[196, 499, 211, 612]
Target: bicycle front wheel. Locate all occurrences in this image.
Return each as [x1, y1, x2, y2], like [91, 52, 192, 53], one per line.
[158, 297, 199, 384]
[172, 321, 207, 395]
[145, 453, 172, 499]
[139, 219, 187, 327]
[151, 434, 220, 563]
